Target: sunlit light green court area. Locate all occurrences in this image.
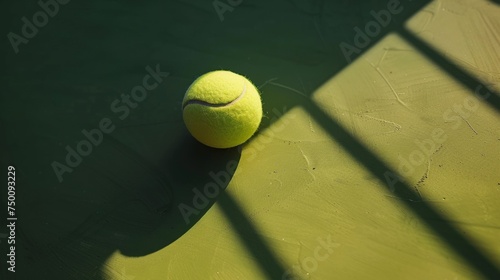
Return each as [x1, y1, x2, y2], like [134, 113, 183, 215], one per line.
[2, 0, 500, 279]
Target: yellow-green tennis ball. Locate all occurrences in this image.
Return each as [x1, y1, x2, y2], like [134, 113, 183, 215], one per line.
[182, 70, 262, 149]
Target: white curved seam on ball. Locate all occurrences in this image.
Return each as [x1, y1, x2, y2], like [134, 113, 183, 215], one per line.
[182, 79, 247, 109]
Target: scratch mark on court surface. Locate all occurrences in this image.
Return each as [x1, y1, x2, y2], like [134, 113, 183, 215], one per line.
[362, 115, 402, 130]
[297, 146, 317, 181]
[268, 82, 309, 99]
[461, 116, 478, 135]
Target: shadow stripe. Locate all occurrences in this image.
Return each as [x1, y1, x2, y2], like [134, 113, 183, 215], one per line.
[218, 191, 287, 280]
[303, 100, 500, 278]
[398, 28, 500, 113]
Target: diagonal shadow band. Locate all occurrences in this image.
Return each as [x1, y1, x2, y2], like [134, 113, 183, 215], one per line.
[301, 100, 500, 278]
[217, 191, 288, 280]
[398, 28, 500, 113]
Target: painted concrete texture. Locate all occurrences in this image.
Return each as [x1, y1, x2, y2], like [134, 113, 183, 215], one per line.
[2, 0, 499, 279]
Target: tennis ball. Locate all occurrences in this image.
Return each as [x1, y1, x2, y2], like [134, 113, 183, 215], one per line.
[182, 70, 262, 149]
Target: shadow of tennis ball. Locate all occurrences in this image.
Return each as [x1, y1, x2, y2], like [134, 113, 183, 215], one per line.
[118, 133, 241, 256]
